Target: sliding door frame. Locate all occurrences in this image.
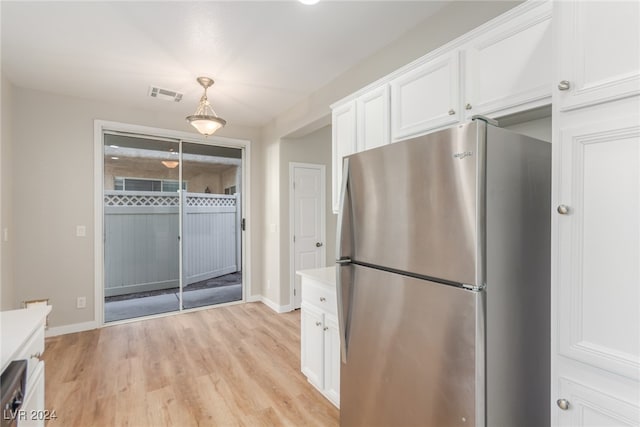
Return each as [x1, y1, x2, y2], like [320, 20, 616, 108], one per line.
[93, 120, 251, 326]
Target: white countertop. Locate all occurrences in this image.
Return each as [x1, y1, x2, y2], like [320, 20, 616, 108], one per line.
[1, 305, 51, 372]
[296, 266, 336, 287]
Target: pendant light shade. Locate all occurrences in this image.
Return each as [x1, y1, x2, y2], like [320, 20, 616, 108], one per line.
[186, 77, 227, 136]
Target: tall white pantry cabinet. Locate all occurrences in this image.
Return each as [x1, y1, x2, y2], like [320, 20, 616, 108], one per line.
[551, 1, 640, 426]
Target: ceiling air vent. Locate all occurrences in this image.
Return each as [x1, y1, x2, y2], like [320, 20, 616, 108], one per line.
[148, 86, 183, 102]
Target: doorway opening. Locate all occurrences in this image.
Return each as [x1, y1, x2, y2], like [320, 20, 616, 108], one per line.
[101, 131, 244, 322]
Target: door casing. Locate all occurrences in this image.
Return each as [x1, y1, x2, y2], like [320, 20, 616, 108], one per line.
[94, 120, 251, 326]
[289, 162, 326, 310]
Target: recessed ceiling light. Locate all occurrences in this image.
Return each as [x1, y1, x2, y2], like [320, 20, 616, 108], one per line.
[111, 157, 119, 160]
[299, 0, 320, 5]
[109, 145, 119, 149]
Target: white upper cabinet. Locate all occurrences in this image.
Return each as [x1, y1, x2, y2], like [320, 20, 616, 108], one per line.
[390, 50, 460, 141]
[463, 1, 552, 118]
[331, 0, 555, 212]
[356, 84, 390, 152]
[332, 101, 356, 213]
[555, 1, 640, 112]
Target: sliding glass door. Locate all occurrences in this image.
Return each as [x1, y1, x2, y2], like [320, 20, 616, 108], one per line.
[102, 133, 243, 322]
[181, 142, 243, 309]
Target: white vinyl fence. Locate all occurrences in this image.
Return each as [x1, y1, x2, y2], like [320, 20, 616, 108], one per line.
[104, 191, 241, 297]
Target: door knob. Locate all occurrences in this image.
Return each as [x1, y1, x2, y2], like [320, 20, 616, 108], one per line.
[316, 242, 323, 247]
[556, 399, 570, 411]
[557, 205, 570, 215]
[558, 80, 571, 91]
[448, 109, 456, 115]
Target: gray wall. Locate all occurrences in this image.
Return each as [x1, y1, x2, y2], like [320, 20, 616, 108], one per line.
[5, 84, 262, 327]
[279, 126, 335, 306]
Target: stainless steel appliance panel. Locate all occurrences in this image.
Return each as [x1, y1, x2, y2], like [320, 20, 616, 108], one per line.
[484, 125, 551, 427]
[344, 122, 485, 286]
[340, 263, 483, 427]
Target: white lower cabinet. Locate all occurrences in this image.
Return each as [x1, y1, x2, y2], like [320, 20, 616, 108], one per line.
[301, 303, 325, 390]
[557, 377, 639, 427]
[19, 361, 45, 427]
[1, 306, 51, 427]
[321, 314, 340, 406]
[300, 273, 340, 408]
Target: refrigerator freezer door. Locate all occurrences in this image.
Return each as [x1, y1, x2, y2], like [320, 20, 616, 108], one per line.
[345, 121, 485, 287]
[340, 264, 484, 427]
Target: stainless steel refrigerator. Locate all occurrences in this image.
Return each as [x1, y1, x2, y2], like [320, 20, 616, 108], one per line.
[336, 117, 551, 427]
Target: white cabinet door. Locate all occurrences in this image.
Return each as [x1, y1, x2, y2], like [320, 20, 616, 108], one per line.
[557, 378, 639, 427]
[555, 1, 640, 112]
[332, 101, 356, 213]
[18, 361, 45, 427]
[464, 1, 552, 119]
[301, 303, 325, 390]
[323, 314, 341, 408]
[357, 85, 390, 152]
[552, 105, 640, 426]
[555, 114, 640, 381]
[390, 50, 460, 141]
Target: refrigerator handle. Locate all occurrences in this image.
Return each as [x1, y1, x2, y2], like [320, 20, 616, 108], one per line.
[336, 157, 352, 363]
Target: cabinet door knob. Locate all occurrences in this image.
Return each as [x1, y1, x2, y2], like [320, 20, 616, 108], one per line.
[556, 399, 570, 411]
[323, 327, 329, 331]
[320, 297, 326, 302]
[315, 321, 322, 326]
[448, 109, 456, 116]
[557, 204, 570, 215]
[558, 80, 571, 91]
[315, 242, 323, 247]
[465, 103, 472, 110]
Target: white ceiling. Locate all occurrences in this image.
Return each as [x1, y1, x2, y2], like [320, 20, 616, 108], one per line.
[1, 1, 446, 129]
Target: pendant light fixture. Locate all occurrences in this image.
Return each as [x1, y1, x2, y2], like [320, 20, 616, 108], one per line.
[186, 76, 227, 136]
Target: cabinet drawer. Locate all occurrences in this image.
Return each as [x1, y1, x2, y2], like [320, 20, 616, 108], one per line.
[301, 279, 337, 316]
[16, 325, 45, 382]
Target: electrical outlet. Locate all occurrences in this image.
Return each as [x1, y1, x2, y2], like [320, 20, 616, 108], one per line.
[76, 296, 87, 309]
[76, 225, 86, 237]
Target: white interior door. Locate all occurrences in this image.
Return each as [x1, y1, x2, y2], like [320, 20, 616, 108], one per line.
[291, 163, 326, 309]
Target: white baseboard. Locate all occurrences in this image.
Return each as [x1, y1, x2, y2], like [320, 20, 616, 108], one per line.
[249, 295, 293, 313]
[46, 297, 291, 337]
[246, 294, 262, 303]
[46, 320, 98, 337]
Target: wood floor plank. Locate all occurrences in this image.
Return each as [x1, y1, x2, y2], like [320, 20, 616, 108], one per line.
[43, 302, 339, 427]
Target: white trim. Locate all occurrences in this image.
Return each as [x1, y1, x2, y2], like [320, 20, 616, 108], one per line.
[259, 296, 293, 314]
[289, 162, 327, 311]
[93, 120, 251, 327]
[46, 320, 98, 338]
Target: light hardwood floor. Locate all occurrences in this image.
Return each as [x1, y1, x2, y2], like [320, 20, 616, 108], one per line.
[43, 302, 339, 426]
